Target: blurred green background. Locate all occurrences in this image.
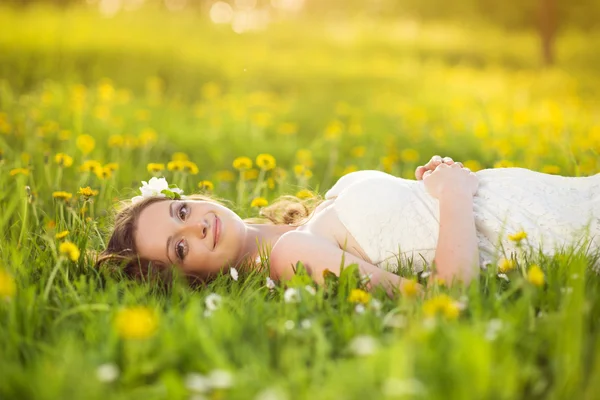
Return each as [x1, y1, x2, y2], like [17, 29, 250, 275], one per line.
[2, 1, 600, 399]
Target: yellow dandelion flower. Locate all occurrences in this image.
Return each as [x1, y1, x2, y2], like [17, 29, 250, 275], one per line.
[423, 294, 460, 320]
[80, 160, 103, 173]
[348, 288, 371, 304]
[95, 167, 113, 180]
[123, 135, 139, 149]
[53, 191, 73, 201]
[256, 154, 277, 171]
[10, 168, 29, 177]
[182, 161, 199, 175]
[233, 156, 253, 170]
[542, 165, 561, 175]
[463, 160, 482, 172]
[216, 170, 235, 182]
[167, 160, 185, 172]
[400, 148, 420, 163]
[294, 165, 313, 180]
[244, 168, 259, 180]
[55, 230, 69, 239]
[342, 165, 358, 175]
[104, 163, 119, 172]
[54, 153, 74, 168]
[442, 301, 460, 319]
[251, 112, 272, 128]
[147, 163, 165, 173]
[493, 160, 514, 169]
[277, 122, 298, 136]
[97, 78, 115, 102]
[59, 241, 80, 262]
[508, 230, 528, 243]
[0, 269, 16, 299]
[324, 120, 344, 140]
[251, 197, 268, 208]
[114, 306, 158, 340]
[473, 121, 489, 138]
[527, 265, 545, 287]
[267, 177, 275, 189]
[138, 128, 157, 146]
[498, 258, 516, 273]
[76, 134, 96, 154]
[0, 119, 11, 135]
[295, 149, 313, 167]
[171, 152, 189, 162]
[350, 146, 367, 158]
[272, 167, 288, 182]
[78, 186, 99, 197]
[198, 180, 214, 191]
[296, 189, 315, 199]
[400, 279, 419, 298]
[108, 134, 124, 148]
[380, 155, 396, 173]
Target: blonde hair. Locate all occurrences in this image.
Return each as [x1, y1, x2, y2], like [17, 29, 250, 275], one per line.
[95, 193, 322, 288]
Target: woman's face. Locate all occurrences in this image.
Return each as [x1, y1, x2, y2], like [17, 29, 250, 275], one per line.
[135, 199, 247, 277]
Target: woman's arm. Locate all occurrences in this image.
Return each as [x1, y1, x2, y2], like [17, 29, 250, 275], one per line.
[434, 190, 480, 285]
[270, 231, 420, 298]
[423, 163, 480, 285]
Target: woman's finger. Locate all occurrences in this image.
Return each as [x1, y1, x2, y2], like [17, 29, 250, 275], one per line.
[423, 170, 433, 179]
[442, 156, 453, 164]
[415, 166, 426, 180]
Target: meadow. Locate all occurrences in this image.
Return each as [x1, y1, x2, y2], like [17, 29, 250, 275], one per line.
[1, 3, 600, 399]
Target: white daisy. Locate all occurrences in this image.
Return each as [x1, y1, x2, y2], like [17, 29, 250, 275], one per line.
[230, 267, 239, 281]
[265, 277, 276, 290]
[348, 335, 378, 356]
[185, 373, 210, 393]
[205, 293, 222, 311]
[283, 288, 300, 303]
[208, 369, 234, 389]
[304, 285, 316, 296]
[300, 319, 312, 329]
[96, 363, 120, 383]
[382, 378, 426, 397]
[284, 320, 295, 330]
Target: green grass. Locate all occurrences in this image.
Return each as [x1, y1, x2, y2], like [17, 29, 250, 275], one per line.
[1, 4, 600, 399]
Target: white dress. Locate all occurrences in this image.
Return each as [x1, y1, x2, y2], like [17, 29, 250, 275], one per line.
[326, 169, 600, 273]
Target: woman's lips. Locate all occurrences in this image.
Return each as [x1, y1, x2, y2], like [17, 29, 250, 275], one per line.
[213, 215, 220, 249]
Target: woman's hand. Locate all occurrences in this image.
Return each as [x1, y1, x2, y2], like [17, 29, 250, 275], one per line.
[415, 155, 465, 181]
[423, 162, 479, 199]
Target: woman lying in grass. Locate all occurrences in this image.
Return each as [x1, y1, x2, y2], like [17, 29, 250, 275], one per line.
[97, 156, 600, 296]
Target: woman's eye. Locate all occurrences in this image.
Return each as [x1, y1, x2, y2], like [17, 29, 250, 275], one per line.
[176, 239, 187, 260]
[178, 203, 189, 220]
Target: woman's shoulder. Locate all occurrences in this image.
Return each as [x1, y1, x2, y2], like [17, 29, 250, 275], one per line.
[325, 170, 398, 199]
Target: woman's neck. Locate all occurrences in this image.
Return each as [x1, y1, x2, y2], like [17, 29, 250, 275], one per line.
[238, 223, 296, 270]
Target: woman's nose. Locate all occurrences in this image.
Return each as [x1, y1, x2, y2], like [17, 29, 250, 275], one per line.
[184, 219, 209, 239]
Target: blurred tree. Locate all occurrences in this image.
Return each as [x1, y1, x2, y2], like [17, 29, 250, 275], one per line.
[538, 0, 557, 65]
[304, 0, 600, 66]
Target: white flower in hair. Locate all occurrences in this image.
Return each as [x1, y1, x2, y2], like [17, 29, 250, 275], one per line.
[131, 177, 184, 204]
